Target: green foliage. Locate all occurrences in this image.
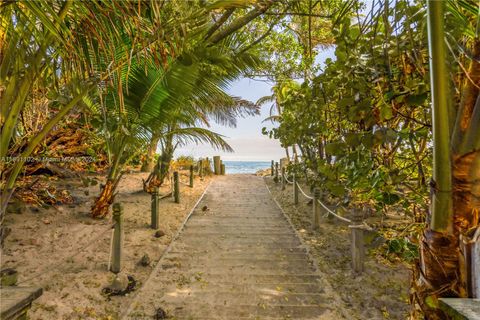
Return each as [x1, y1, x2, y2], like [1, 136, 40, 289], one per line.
[261, 0, 439, 216]
[385, 238, 419, 262]
[175, 156, 196, 169]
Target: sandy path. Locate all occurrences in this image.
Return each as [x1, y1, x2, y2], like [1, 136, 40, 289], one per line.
[1, 171, 212, 319]
[124, 174, 349, 319]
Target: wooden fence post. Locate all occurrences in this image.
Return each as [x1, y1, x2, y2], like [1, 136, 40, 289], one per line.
[275, 162, 279, 183]
[271, 160, 274, 176]
[213, 156, 221, 175]
[293, 174, 299, 205]
[281, 167, 286, 190]
[198, 160, 203, 178]
[349, 209, 365, 274]
[173, 171, 180, 203]
[151, 187, 159, 229]
[312, 188, 321, 230]
[111, 203, 124, 274]
[189, 165, 194, 187]
[221, 163, 225, 175]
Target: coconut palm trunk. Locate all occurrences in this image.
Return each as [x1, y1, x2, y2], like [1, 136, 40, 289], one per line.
[91, 142, 126, 218]
[414, 1, 480, 318]
[141, 132, 161, 172]
[145, 132, 175, 192]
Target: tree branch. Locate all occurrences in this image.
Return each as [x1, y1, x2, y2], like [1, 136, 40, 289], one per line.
[207, 0, 275, 45]
[204, 8, 235, 40]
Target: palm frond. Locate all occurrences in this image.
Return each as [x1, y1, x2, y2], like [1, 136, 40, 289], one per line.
[169, 127, 234, 152]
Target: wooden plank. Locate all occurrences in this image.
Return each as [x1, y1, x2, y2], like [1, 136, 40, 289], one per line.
[439, 298, 480, 320]
[1, 287, 43, 319]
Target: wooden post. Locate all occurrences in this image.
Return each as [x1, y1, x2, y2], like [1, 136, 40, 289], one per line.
[281, 167, 286, 190]
[280, 157, 288, 170]
[221, 163, 225, 175]
[274, 162, 279, 183]
[151, 187, 159, 229]
[349, 209, 365, 274]
[271, 160, 274, 176]
[198, 159, 203, 178]
[312, 188, 321, 230]
[189, 165, 194, 187]
[213, 156, 221, 175]
[293, 174, 299, 205]
[173, 171, 180, 203]
[111, 203, 123, 274]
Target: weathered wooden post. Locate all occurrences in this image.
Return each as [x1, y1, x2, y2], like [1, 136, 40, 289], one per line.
[274, 162, 279, 183]
[151, 187, 159, 229]
[198, 159, 203, 177]
[173, 171, 180, 203]
[189, 165, 194, 187]
[271, 160, 274, 176]
[281, 167, 286, 190]
[221, 163, 226, 175]
[111, 203, 124, 273]
[312, 188, 321, 230]
[349, 209, 365, 274]
[293, 174, 299, 205]
[213, 156, 221, 175]
[280, 157, 289, 170]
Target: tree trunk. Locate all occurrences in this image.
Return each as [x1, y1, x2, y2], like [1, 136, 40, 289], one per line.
[292, 144, 299, 163]
[91, 141, 125, 218]
[413, 2, 480, 318]
[141, 132, 160, 172]
[145, 135, 175, 192]
[91, 179, 116, 219]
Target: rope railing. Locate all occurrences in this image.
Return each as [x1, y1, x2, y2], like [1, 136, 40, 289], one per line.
[282, 172, 294, 185]
[316, 199, 352, 223]
[295, 181, 313, 200]
[270, 161, 371, 275]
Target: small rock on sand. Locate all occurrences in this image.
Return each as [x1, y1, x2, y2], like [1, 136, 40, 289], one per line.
[154, 230, 165, 238]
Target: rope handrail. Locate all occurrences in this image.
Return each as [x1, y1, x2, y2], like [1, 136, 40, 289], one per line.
[295, 181, 314, 200]
[282, 172, 294, 185]
[316, 199, 352, 223]
[294, 180, 352, 223]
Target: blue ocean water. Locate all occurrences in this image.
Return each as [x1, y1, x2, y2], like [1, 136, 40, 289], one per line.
[223, 161, 270, 174]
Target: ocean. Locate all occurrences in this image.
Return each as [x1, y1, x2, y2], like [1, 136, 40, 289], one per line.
[222, 161, 270, 174]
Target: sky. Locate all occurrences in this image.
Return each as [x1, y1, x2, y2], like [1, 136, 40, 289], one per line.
[173, 0, 378, 162]
[174, 47, 337, 162]
[174, 77, 283, 162]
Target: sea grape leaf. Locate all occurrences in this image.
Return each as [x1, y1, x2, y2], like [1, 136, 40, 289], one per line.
[406, 92, 427, 106]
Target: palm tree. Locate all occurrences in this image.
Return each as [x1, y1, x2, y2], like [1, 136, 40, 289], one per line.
[257, 80, 301, 162]
[0, 0, 207, 222]
[142, 41, 261, 190]
[413, 1, 480, 318]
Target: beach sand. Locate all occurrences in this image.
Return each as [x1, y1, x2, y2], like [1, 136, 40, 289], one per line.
[1, 170, 211, 319]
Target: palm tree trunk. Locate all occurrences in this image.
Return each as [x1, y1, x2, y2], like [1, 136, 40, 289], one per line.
[146, 135, 175, 191]
[414, 1, 455, 317]
[91, 141, 126, 218]
[141, 132, 160, 172]
[414, 2, 480, 318]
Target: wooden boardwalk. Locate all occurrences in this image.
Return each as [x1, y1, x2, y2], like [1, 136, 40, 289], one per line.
[124, 175, 345, 319]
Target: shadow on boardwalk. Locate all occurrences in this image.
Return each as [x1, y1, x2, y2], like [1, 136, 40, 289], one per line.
[123, 174, 350, 319]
